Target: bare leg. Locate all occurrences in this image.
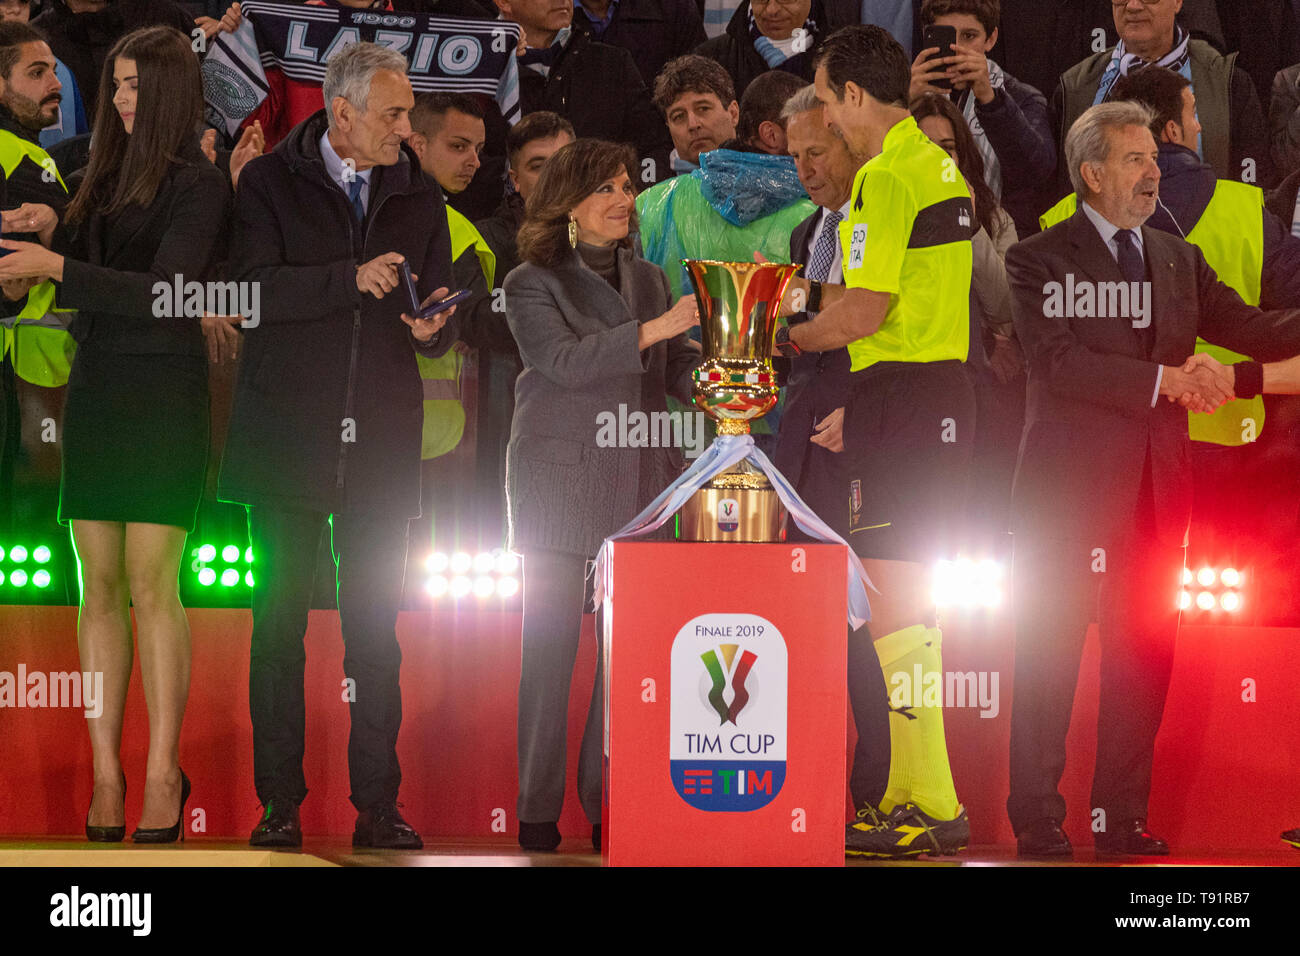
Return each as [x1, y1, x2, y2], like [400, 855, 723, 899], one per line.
[125, 522, 191, 829]
[71, 520, 132, 828]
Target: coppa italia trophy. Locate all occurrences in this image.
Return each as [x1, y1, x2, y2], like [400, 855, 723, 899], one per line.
[677, 259, 800, 542]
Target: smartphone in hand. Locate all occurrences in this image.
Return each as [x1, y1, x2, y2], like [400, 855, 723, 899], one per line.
[399, 260, 470, 318]
[921, 24, 958, 91]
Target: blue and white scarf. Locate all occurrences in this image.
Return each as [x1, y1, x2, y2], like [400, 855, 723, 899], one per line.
[749, 6, 817, 71]
[956, 58, 1006, 200]
[1094, 24, 1193, 104]
[518, 25, 572, 79]
[201, 3, 523, 136]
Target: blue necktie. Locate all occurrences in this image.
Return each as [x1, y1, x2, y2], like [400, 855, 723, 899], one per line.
[1114, 228, 1153, 355]
[1114, 228, 1144, 284]
[808, 210, 843, 284]
[347, 176, 365, 223]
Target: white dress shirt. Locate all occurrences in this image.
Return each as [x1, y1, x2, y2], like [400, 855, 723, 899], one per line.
[320, 130, 373, 216]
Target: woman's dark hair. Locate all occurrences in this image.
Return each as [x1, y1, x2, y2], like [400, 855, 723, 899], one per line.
[910, 92, 1001, 239]
[517, 139, 639, 268]
[66, 26, 204, 225]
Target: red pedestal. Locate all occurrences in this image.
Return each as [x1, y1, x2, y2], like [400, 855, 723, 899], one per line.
[601, 541, 848, 866]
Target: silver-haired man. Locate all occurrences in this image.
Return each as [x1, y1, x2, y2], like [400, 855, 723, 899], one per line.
[219, 41, 460, 850]
[1005, 99, 1300, 859]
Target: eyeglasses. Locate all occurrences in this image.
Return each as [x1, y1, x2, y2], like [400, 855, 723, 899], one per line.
[751, 0, 806, 9]
[1111, 0, 1164, 6]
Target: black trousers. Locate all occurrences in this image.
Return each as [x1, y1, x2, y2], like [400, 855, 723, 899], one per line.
[516, 549, 603, 825]
[1007, 460, 1184, 833]
[247, 505, 410, 812]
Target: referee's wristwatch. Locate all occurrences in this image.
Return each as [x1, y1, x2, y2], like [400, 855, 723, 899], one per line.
[775, 324, 801, 358]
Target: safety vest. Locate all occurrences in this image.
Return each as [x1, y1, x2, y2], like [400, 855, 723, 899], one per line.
[418, 208, 495, 459]
[0, 133, 73, 387]
[1039, 183, 1266, 446]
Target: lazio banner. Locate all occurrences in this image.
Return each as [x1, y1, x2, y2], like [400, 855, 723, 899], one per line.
[201, 2, 522, 136]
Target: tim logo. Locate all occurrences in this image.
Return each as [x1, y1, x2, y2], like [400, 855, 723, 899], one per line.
[670, 613, 787, 811]
[717, 498, 740, 533]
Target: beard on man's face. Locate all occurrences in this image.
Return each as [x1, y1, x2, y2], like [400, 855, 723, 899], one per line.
[2, 89, 61, 130]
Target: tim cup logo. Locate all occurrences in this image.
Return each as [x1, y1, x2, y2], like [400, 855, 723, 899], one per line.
[670, 613, 787, 811]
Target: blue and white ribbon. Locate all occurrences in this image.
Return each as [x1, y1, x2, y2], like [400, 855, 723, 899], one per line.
[592, 434, 874, 628]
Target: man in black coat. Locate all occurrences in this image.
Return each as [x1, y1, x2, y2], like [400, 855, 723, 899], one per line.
[1005, 100, 1300, 859]
[496, 0, 672, 184]
[218, 43, 458, 850]
[694, 0, 829, 102]
[571, 0, 707, 88]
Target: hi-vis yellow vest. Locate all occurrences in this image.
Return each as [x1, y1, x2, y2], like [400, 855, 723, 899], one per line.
[1040, 184, 1266, 446]
[418, 208, 495, 459]
[0, 135, 73, 387]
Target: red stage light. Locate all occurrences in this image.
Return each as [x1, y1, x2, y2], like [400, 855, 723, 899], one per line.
[1196, 591, 1216, 610]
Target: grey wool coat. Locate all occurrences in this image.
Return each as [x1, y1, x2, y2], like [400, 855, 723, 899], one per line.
[503, 245, 701, 556]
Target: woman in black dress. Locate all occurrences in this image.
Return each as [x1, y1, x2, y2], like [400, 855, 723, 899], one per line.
[0, 26, 230, 843]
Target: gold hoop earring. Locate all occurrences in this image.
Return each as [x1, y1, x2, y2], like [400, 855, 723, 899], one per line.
[568, 216, 579, 248]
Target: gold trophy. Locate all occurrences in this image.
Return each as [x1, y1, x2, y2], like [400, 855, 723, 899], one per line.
[677, 259, 801, 543]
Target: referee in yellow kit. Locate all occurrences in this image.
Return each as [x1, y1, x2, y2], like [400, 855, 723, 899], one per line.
[776, 24, 976, 857]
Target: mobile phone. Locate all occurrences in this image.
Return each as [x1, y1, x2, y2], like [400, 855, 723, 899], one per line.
[400, 260, 470, 318]
[921, 24, 958, 92]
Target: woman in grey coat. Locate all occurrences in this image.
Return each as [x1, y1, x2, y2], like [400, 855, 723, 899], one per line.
[503, 139, 701, 852]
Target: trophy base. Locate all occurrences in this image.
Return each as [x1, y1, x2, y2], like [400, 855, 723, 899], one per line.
[676, 465, 787, 543]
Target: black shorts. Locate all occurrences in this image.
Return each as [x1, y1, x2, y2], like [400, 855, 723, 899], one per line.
[841, 360, 976, 562]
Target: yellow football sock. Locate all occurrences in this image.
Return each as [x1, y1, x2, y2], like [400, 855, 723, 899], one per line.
[874, 624, 961, 822]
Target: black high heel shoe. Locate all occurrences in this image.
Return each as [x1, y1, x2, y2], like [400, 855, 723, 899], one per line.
[131, 770, 190, 844]
[85, 773, 127, 843]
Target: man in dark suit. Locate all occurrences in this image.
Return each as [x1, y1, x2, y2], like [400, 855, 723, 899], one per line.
[219, 42, 458, 849]
[1005, 99, 1300, 858]
[775, 82, 900, 846]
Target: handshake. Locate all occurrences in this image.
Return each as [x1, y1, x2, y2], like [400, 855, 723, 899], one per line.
[1160, 353, 1235, 413]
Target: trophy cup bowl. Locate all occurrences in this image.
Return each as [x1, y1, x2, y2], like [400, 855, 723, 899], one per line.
[678, 259, 801, 543]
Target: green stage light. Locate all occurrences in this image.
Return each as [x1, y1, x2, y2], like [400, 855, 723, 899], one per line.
[0, 571, 5, 585]
[198, 567, 216, 586]
[244, 570, 254, 587]
[197, 543, 216, 563]
[220, 568, 239, 587]
[33, 570, 50, 588]
[222, 544, 240, 563]
[11, 569, 27, 587]
[33, 546, 50, 564]
[245, 547, 253, 564]
[10, 545, 27, 563]
[0, 547, 6, 561]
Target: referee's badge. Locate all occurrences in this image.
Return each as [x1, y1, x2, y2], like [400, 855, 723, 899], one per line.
[848, 225, 867, 269]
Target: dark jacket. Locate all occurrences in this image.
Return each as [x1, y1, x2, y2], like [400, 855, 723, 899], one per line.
[504, 245, 699, 555]
[694, 0, 826, 102]
[1214, 0, 1300, 119]
[33, 0, 195, 117]
[1006, 208, 1300, 549]
[961, 71, 1055, 237]
[518, 30, 672, 185]
[217, 110, 456, 517]
[55, 139, 230, 356]
[1147, 141, 1300, 310]
[472, 192, 525, 358]
[772, 208, 850, 510]
[1053, 39, 1275, 200]
[572, 0, 707, 88]
[1269, 63, 1300, 178]
[991, 0, 1225, 114]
